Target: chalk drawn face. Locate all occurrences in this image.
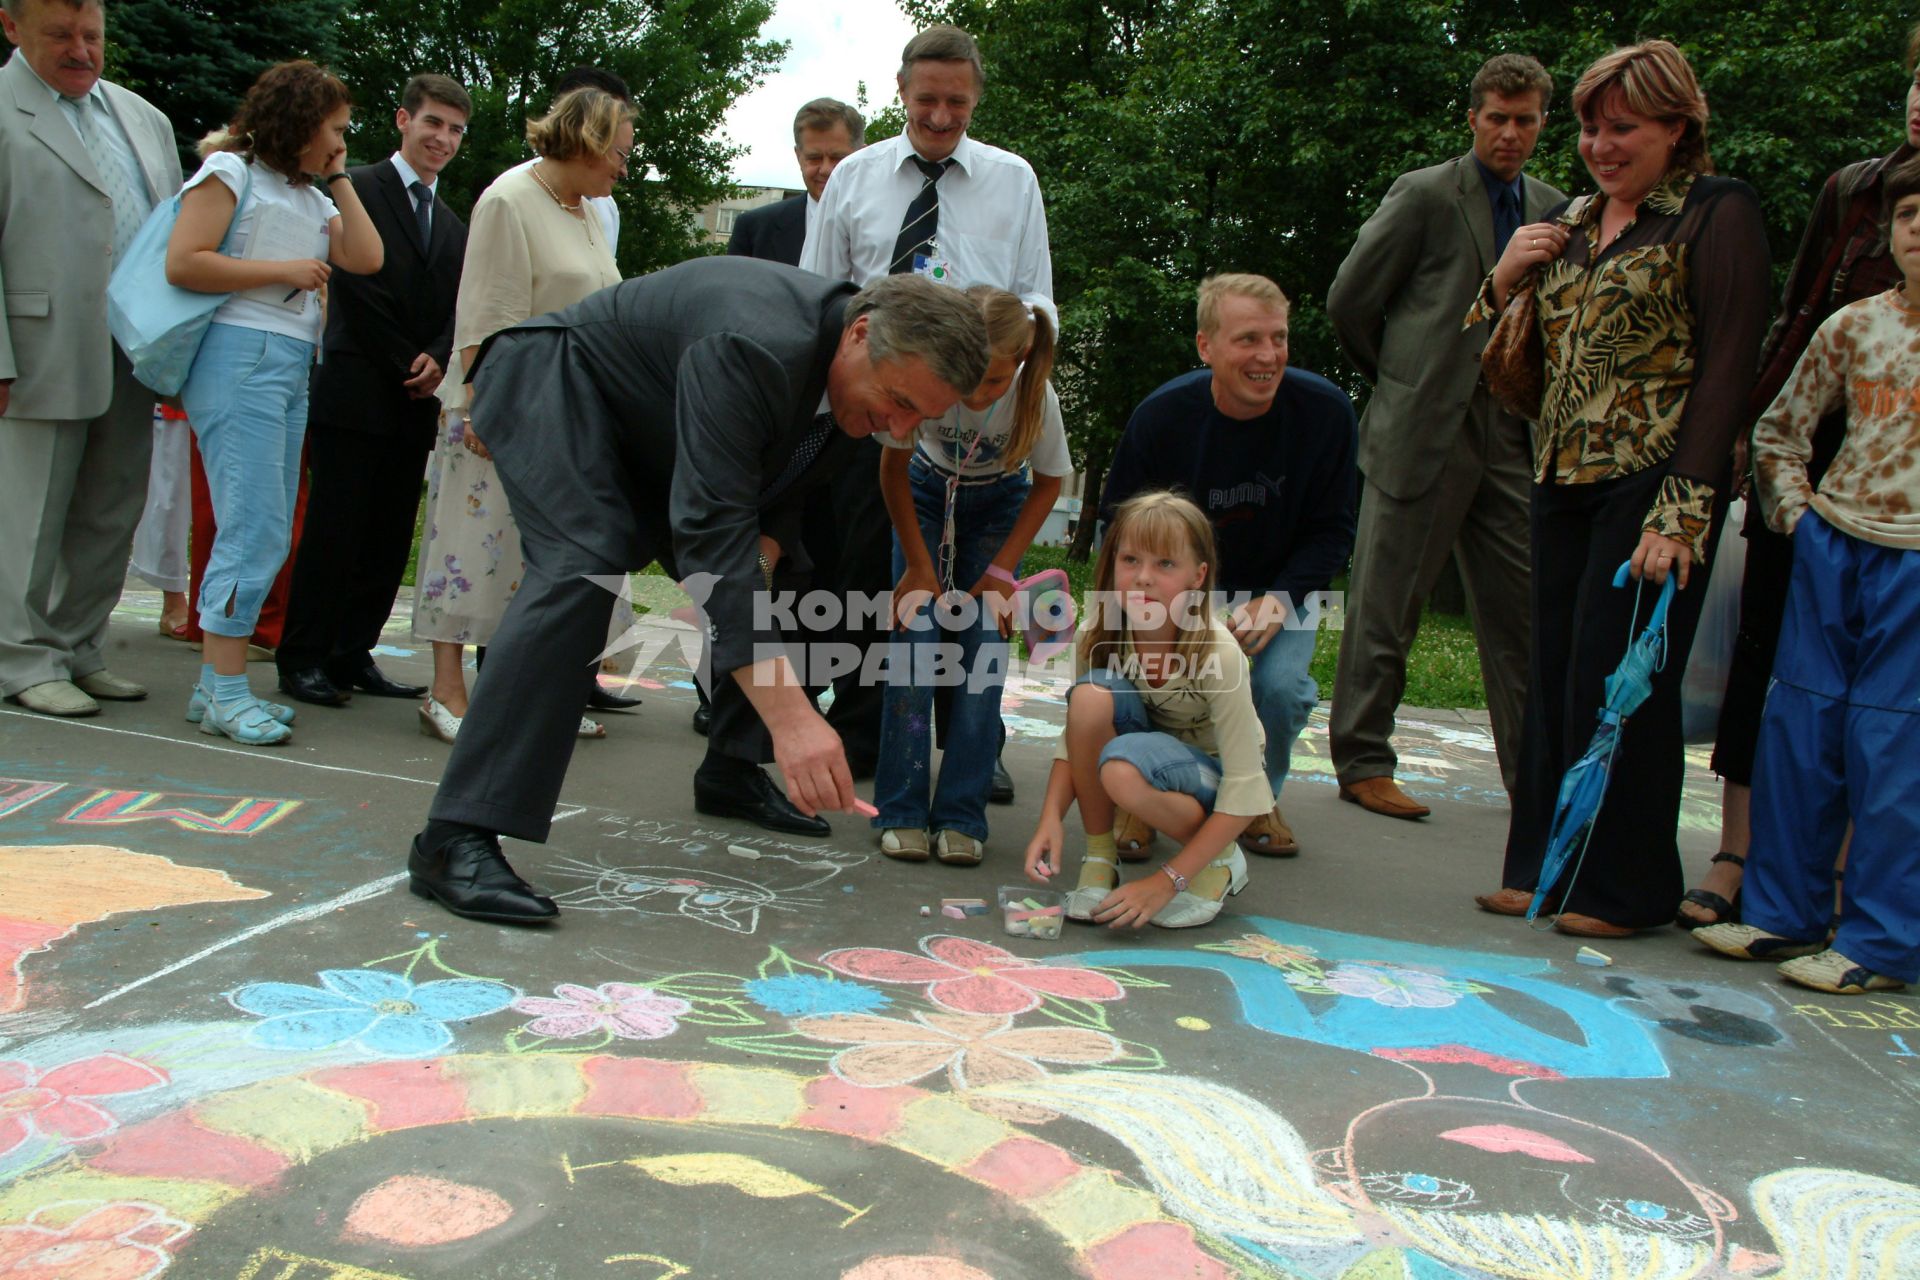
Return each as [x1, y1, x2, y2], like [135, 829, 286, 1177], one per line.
[1343, 1096, 1728, 1279]
[546, 863, 798, 934]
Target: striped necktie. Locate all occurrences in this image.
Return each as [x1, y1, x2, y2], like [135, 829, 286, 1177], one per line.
[762, 413, 837, 500]
[889, 156, 953, 275]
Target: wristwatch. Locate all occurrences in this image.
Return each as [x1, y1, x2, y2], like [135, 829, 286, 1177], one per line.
[1160, 865, 1189, 893]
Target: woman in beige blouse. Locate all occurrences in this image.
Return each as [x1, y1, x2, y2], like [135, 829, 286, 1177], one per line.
[413, 87, 633, 741]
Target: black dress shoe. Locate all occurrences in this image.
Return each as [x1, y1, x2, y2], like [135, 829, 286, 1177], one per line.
[408, 830, 558, 924]
[989, 754, 1015, 805]
[588, 683, 643, 711]
[695, 766, 829, 836]
[692, 703, 712, 736]
[279, 667, 351, 706]
[330, 660, 428, 699]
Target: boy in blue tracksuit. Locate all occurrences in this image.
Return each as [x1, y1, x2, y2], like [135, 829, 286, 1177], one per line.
[1695, 157, 1920, 994]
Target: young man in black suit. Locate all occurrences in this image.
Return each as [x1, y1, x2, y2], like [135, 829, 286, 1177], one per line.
[728, 97, 863, 267]
[277, 74, 471, 708]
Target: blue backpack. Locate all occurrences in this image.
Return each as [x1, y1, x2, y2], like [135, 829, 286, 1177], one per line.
[107, 165, 253, 395]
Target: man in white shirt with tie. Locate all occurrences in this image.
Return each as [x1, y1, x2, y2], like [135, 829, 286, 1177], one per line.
[798, 22, 1053, 806]
[0, 0, 181, 718]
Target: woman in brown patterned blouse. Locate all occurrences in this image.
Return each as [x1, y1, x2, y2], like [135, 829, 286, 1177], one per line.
[1468, 40, 1772, 936]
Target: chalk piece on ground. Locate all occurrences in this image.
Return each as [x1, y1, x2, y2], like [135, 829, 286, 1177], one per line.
[1575, 946, 1612, 967]
[940, 904, 968, 920]
[918, 905, 931, 917]
[726, 844, 762, 860]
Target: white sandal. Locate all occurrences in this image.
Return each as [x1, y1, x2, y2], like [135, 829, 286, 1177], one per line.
[578, 715, 607, 739]
[418, 696, 461, 743]
[1151, 847, 1249, 929]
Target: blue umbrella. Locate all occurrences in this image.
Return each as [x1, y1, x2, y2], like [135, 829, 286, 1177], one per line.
[1528, 561, 1679, 924]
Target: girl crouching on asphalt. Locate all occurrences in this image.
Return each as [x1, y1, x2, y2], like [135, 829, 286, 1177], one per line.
[1023, 491, 1272, 928]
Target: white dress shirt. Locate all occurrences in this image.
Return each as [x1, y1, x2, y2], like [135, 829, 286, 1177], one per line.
[800, 132, 1053, 321]
[505, 156, 619, 246]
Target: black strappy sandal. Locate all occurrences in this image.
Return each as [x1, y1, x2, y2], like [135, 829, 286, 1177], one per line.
[1675, 851, 1745, 929]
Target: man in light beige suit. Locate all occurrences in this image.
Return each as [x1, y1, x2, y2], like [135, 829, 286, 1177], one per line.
[1326, 54, 1562, 818]
[0, 0, 180, 717]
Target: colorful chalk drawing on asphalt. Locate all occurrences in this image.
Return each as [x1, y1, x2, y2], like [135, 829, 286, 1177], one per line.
[0, 774, 302, 835]
[3, 875, 1917, 1278]
[0, 844, 267, 1016]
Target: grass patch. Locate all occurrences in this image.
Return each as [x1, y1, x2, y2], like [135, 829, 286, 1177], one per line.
[400, 509, 1487, 708]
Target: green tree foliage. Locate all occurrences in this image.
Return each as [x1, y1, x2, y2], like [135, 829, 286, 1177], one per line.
[106, 0, 348, 170]
[906, 0, 1908, 554]
[328, 0, 784, 272]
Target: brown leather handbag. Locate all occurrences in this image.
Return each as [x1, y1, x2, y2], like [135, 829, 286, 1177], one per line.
[1480, 273, 1544, 421]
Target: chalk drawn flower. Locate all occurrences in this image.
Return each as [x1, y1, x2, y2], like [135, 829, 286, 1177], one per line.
[821, 936, 1123, 1015]
[0, 1200, 190, 1280]
[1207, 933, 1321, 972]
[795, 1009, 1120, 1120]
[0, 1055, 168, 1157]
[743, 974, 891, 1018]
[229, 969, 514, 1058]
[1321, 963, 1463, 1009]
[511, 982, 690, 1041]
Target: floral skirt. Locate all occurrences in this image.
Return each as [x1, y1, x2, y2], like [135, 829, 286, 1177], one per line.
[411, 414, 522, 646]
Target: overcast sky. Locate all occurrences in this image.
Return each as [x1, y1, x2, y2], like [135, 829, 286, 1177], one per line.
[722, 0, 916, 189]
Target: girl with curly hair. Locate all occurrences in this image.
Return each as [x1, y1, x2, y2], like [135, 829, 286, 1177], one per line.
[164, 60, 382, 745]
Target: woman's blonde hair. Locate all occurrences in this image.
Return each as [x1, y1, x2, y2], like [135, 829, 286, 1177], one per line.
[1078, 490, 1219, 675]
[964, 285, 1056, 470]
[526, 86, 637, 162]
[1572, 40, 1712, 177]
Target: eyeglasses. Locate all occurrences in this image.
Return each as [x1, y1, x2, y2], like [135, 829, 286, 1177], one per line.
[611, 144, 633, 168]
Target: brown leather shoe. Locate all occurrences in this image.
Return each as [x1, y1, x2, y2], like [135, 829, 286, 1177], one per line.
[1239, 805, 1300, 857]
[1474, 887, 1537, 916]
[1339, 776, 1431, 820]
[1554, 912, 1637, 939]
[1113, 807, 1156, 861]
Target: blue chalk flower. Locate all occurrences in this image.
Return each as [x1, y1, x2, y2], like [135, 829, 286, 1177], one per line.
[744, 974, 891, 1018]
[229, 968, 515, 1058]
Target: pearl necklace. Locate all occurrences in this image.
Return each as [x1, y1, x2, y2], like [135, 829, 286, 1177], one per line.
[529, 163, 594, 246]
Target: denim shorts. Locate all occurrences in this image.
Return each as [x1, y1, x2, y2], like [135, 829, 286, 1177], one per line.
[1074, 666, 1222, 810]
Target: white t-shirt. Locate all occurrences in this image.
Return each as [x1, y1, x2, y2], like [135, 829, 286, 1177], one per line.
[184, 151, 338, 344]
[882, 373, 1073, 480]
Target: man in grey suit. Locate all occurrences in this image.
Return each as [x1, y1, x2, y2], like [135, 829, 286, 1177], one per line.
[1326, 53, 1562, 819]
[407, 260, 988, 924]
[0, 0, 180, 717]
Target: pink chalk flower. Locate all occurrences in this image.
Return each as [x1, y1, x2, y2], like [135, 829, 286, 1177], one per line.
[0, 1054, 168, 1157]
[0, 1200, 190, 1280]
[796, 1009, 1120, 1120]
[821, 935, 1123, 1015]
[1321, 963, 1464, 1009]
[511, 982, 691, 1041]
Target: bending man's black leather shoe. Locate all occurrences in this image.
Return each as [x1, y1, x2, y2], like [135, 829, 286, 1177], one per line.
[330, 660, 428, 699]
[990, 754, 1015, 805]
[588, 683, 643, 711]
[691, 703, 711, 736]
[694, 765, 829, 836]
[279, 667, 351, 706]
[408, 830, 558, 924]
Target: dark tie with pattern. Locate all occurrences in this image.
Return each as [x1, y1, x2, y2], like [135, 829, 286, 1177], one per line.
[889, 157, 953, 275]
[763, 413, 837, 501]
[410, 180, 433, 252]
[1492, 186, 1521, 260]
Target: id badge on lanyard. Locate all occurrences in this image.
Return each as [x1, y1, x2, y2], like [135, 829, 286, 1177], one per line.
[914, 237, 954, 283]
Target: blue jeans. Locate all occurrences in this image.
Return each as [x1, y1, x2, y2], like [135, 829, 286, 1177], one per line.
[1075, 667, 1223, 811]
[1249, 617, 1319, 798]
[873, 458, 1028, 839]
[181, 323, 312, 637]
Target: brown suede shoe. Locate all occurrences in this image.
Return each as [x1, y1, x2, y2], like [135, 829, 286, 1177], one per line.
[1474, 887, 1536, 917]
[1113, 808, 1156, 861]
[1554, 912, 1637, 939]
[1239, 805, 1300, 857]
[1339, 776, 1431, 820]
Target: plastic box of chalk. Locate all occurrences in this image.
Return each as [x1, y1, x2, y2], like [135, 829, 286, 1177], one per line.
[998, 885, 1065, 940]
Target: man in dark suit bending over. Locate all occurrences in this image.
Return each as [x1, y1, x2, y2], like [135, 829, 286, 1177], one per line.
[407, 262, 989, 924]
[277, 73, 471, 708]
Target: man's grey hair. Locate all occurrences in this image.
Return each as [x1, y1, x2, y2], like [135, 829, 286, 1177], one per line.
[898, 24, 983, 90]
[847, 275, 988, 395]
[793, 98, 865, 147]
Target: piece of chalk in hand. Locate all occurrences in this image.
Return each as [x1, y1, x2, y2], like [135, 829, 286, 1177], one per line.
[852, 799, 879, 817]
